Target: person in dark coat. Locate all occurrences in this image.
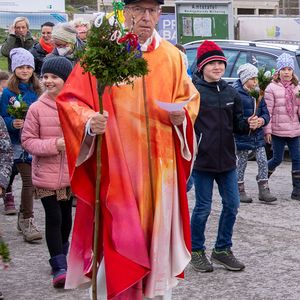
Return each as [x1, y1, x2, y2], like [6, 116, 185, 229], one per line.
[1, 17, 34, 72]
[30, 22, 55, 76]
[190, 40, 259, 274]
[233, 63, 276, 203]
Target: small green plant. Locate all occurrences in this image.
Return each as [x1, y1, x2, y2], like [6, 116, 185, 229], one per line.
[7, 95, 28, 119]
[0, 239, 10, 265]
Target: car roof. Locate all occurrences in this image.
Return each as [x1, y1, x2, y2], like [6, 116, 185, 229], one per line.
[184, 39, 300, 54]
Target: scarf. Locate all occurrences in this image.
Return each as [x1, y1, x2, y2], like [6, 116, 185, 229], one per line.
[39, 37, 54, 54]
[140, 29, 161, 52]
[280, 79, 295, 119]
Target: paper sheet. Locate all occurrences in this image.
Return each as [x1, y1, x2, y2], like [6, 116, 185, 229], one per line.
[155, 94, 196, 112]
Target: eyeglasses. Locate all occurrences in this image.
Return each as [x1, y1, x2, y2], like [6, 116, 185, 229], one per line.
[128, 6, 160, 16]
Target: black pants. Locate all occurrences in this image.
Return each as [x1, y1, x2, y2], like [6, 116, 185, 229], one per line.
[41, 195, 73, 257]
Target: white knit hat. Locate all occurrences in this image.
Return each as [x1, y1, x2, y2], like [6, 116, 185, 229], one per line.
[276, 53, 294, 71]
[237, 63, 258, 85]
[10, 48, 35, 72]
[52, 23, 77, 45]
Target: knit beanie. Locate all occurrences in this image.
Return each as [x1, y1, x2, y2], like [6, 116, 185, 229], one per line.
[276, 53, 294, 71]
[237, 63, 258, 85]
[41, 56, 73, 82]
[196, 40, 227, 72]
[10, 48, 35, 72]
[52, 23, 77, 45]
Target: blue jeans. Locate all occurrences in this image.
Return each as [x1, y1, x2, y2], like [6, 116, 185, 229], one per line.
[191, 169, 240, 251]
[268, 135, 300, 172]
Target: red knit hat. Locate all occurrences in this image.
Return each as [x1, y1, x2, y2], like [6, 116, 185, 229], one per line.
[196, 40, 227, 72]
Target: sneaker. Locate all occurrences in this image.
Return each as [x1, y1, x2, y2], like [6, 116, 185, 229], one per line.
[3, 192, 17, 215]
[211, 248, 245, 271]
[190, 250, 213, 272]
[19, 217, 42, 242]
[53, 269, 66, 288]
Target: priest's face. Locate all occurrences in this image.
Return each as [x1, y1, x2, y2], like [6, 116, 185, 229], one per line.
[124, 0, 161, 44]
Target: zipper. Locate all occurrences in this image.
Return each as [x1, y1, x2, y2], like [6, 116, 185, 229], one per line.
[217, 83, 221, 170]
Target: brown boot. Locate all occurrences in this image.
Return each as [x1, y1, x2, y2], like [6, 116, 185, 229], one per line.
[18, 216, 42, 242]
[238, 182, 253, 203]
[3, 192, 17, 215]
[258, 180, 277, 202]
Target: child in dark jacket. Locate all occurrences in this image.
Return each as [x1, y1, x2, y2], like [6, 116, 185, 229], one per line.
[0, 48, 42, 242]
[190, 40, 259, 273]
[234, 63, 276, 203]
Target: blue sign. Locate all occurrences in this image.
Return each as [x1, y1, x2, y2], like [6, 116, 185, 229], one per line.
[158, 13, 176, 44]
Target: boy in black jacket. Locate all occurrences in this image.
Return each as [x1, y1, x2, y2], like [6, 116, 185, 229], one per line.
[190, 40, 258, 273]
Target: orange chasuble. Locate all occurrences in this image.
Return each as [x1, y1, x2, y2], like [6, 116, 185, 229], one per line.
[57, 38, 200, 299]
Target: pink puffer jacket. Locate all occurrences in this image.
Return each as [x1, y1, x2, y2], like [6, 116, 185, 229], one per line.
[264, 81, 300, 137]
[21, 93, 70, 189]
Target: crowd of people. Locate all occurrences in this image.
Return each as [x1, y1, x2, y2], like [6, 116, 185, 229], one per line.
[1, 0, 300, 299]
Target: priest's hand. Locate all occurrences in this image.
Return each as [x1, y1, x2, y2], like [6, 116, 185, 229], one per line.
[90, 111, 108, 135]
[169, 110, 185, 126]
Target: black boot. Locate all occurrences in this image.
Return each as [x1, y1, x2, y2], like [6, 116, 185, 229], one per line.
[49, 254, 67, 288]
[291, 172, 300, 200]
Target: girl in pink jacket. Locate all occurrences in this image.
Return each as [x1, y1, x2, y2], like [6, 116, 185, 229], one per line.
[264, 53, 300, 200]
[21, 56, 73, 288]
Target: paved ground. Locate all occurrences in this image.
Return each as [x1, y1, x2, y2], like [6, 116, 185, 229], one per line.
[1, 160, 300, 300]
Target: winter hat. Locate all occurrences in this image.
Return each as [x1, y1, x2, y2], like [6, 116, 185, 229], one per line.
[237, 63, 258, 85]
[41, 56, 73, 82]
[10, 48, 35, 72]
[196, 40, 227, 72]
[276, 53, 294, 71]
[52, 23, 77, 45]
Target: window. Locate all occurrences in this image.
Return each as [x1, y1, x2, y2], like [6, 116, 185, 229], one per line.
[231, 51, 248, 78]
[250, 52, 277, 72]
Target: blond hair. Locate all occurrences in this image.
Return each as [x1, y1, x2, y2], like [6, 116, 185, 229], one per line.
[13, 17, 30, 29]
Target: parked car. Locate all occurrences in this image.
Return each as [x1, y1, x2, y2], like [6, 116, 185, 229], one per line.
[184, 39, 300, 83]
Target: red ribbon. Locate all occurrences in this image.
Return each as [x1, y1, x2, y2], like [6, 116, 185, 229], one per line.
[118, 32, 139, 49]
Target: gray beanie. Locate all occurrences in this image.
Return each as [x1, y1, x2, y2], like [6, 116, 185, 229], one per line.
[41, 56, 73, 82]
[237, 63, 258, 85]
[10, 48, 35, 72]
[52, 23, 77, 45]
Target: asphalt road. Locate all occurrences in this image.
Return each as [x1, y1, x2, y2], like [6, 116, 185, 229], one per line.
[1, 160, 300, 300]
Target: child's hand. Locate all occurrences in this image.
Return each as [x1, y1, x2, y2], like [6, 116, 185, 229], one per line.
[13, 119, 24, 129]
[265, 134, 272, 144]
[248, 115, 259, 130]
[56, 138, 66, 151]
[257, 117, 265, 128]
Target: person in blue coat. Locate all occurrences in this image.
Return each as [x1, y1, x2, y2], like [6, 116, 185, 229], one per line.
[233, 63, 276, 203]
[0, 48, 43, 242]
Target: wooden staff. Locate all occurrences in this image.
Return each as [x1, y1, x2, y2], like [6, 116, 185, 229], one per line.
[92, 83, 105, 300]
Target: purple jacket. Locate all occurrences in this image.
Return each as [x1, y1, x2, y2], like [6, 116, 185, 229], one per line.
[264, 81, 300, 138]
[21, 93, 70, 189]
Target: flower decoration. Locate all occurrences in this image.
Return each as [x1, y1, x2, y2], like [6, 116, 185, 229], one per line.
[7, 94, 28, 119]
[249, 68, 275, 101]
[76, 0, 148, 93]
